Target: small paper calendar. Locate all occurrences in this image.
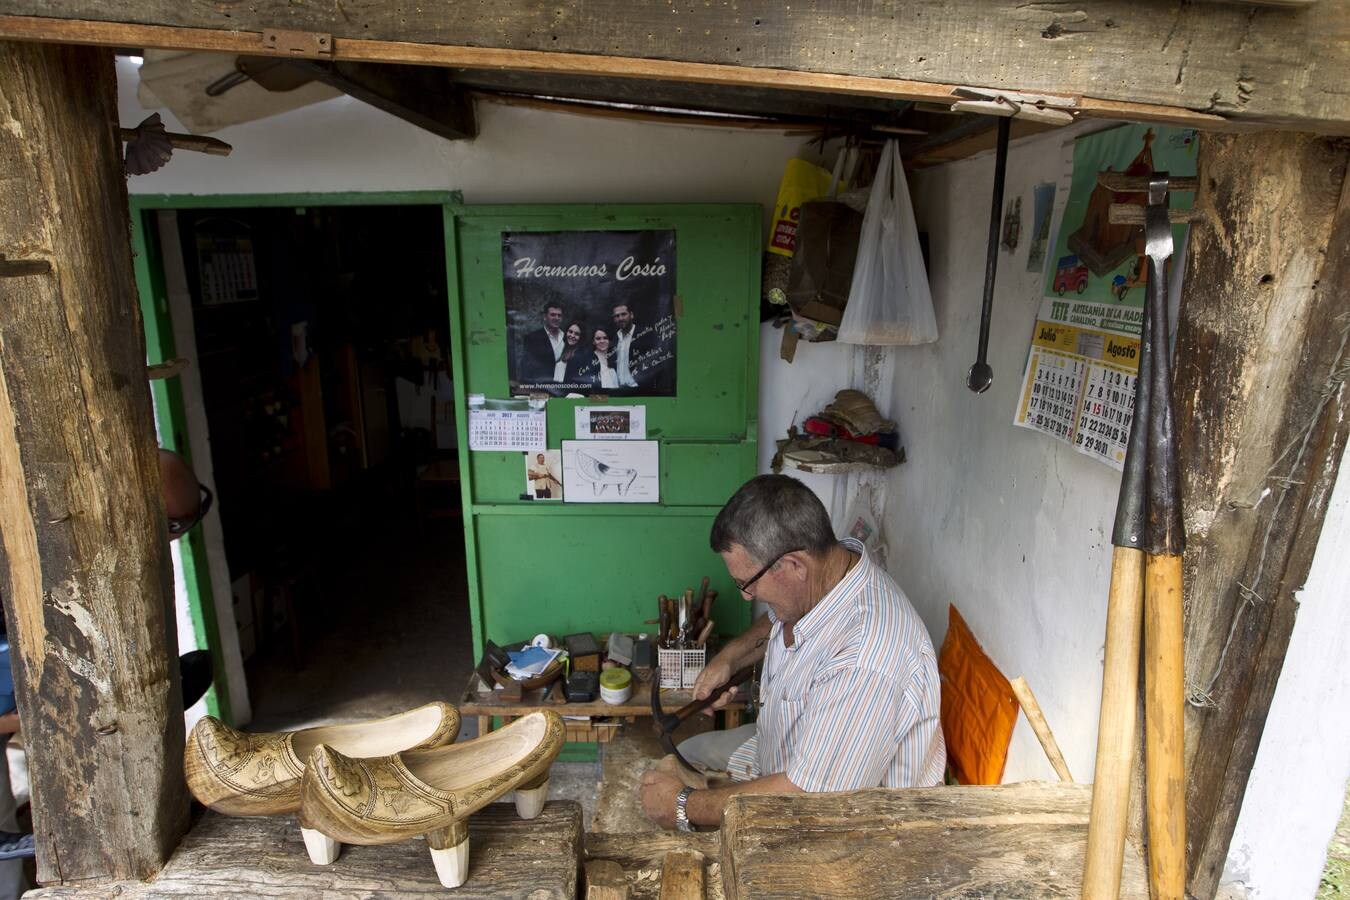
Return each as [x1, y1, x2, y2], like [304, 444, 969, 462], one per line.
[467, 397, 546, 452]
[1013, 318, 1140, 470]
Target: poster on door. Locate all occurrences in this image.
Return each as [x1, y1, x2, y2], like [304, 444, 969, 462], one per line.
[561, 439, 659, 503]
[1013, 124, 1196, 469]
[503, 230, 677, 398]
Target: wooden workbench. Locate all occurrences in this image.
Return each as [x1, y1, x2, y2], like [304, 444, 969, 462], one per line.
[27, 801, 582, 898]
[460, 671, 743, 742]
[720, 781, 1149, 899]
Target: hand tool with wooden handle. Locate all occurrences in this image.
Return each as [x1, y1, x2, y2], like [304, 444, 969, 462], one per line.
[1141, 175, 1186, 900]
[1083, 203, 1154, 899]
[650, 663, 756, 773]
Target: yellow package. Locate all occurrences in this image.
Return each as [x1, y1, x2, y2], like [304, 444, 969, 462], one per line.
[767, 158, 836, 258]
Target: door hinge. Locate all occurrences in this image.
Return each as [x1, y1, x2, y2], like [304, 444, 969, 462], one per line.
[261, 29, 334, 58]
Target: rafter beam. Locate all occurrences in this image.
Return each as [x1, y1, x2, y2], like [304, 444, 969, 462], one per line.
[288, 60, 476, 141]
[0, 1, 1345, 132]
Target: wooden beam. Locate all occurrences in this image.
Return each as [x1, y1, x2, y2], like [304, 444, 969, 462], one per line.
[720, 783, 1149, 899]
[0, 41, 188, 883]
[27, 802, 585, 897]
[658, 850, 705, 900]
[1175, 131, 1350, 898]
[288, 60, 477, 141]
[0, 13, 1276, 134]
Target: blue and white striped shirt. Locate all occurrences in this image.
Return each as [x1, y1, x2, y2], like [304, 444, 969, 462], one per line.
[726, 538, 946, 791]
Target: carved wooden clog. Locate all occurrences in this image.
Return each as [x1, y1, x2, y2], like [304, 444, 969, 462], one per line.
[298, 710, 565, 888]
[184, 702, 461, 819]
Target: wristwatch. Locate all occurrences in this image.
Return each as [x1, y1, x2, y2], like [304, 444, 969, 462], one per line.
[674, 786, 696, 832]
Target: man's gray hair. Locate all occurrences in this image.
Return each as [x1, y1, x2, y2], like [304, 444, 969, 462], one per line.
[709, 474, 835, 564]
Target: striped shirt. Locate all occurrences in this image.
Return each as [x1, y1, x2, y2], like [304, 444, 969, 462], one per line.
[725, 538, 946, 791]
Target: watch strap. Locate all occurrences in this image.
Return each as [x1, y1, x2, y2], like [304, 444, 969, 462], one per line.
[675, 786, 695, 832]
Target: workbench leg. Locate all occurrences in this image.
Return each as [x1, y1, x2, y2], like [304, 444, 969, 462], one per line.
[477, 715, 492, 737]
[725, 708, 742, 730]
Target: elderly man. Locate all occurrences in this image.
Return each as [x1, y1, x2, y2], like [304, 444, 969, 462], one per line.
[640, 474, 945, 831]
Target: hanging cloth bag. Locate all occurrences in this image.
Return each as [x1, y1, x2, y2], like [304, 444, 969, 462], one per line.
[838, 140, 938, 345]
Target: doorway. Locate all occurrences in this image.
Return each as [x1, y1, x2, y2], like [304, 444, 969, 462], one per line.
[131, 192, 473, 730]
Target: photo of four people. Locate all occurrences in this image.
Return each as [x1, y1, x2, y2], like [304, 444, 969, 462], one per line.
[503, 230, 677, 398]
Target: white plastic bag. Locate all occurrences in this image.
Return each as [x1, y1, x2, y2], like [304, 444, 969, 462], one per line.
[838, 140, 938, 345]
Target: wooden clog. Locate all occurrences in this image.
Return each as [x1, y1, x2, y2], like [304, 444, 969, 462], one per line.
[298, 710, 565, 887]
[184, 702, 461, 818]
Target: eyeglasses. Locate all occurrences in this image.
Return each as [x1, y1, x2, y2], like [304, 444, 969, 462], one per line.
[734, 550, 798, 595]
[168, 483, 214, 538]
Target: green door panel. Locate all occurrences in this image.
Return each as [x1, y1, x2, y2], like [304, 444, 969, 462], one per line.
[473, 513, 749, 641]
[447, 204, 761, 654]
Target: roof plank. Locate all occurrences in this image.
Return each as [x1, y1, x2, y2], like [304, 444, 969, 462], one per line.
[0, 1, 1345, 132]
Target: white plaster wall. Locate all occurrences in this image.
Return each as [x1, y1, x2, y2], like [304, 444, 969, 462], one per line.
[117, 57, 805, 208]
[1221, 437, 1350, 899]
[885, 123, 1119, 785]
[896, 124, 1350, 898]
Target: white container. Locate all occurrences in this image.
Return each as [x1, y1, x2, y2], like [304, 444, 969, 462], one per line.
[600, 682, 631, 705]
[599, 668, 632, 705]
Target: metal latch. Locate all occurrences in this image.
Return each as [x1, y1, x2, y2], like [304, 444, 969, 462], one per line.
[261, 29, 334, 58]
[950, 86, 1079, 125]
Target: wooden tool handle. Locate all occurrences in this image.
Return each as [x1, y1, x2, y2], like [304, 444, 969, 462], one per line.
[1010, 677, 1072, 783]
[1083, 545, 1146, 900]
[1144, 553, 1186, 900]
[673, 663, 756, 724]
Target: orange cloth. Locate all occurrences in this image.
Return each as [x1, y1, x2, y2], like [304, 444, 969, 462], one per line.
[937, 604, 1019, 785]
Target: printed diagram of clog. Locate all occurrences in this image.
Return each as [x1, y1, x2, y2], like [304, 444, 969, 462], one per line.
[298, 710, 565, 888]
[574, 450, 638, 496]
[184, 702, 460, 860]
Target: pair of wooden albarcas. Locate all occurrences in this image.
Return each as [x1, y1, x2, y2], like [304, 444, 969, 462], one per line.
[185, 705, 565, 889]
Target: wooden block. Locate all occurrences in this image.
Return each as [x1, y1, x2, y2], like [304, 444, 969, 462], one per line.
[586, 832, 723, 900]
[586, 859, 630, 900]
[659, 850, 704, 900]
[719, 783, 1148, 900]
[28, 801, 583, 898]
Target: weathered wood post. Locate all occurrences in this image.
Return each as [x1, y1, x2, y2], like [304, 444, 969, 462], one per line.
[1175, 132, 1348, 899]
[0, 41, 188, 883]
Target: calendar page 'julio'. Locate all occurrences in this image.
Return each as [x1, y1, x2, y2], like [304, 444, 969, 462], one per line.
[1013, 123, 1196, 470]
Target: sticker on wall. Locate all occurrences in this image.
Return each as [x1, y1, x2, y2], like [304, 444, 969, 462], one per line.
[1026, 182, 1058, 274]
[524, 449, 563, 501]
[1000, 195, 1021, 253]
[573, 405, 647, 440]
[502, 230, 677, 398]
[561, 439, 659, 503]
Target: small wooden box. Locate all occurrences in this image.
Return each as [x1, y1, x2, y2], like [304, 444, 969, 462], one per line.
[564, 632, 601, 672]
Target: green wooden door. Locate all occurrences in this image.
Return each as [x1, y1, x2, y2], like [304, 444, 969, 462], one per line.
[446, 205, 761, 653]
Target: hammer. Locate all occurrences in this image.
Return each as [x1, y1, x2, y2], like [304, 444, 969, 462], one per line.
[650, 663, 756, 774]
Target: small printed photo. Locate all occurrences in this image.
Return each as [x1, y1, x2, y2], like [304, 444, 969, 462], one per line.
[524, 449, 563, 501]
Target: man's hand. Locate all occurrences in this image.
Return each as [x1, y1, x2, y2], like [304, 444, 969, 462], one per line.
[639, 767, 685, 829]
[0, 711, 19, 736]
[691, 659, 742, 716]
